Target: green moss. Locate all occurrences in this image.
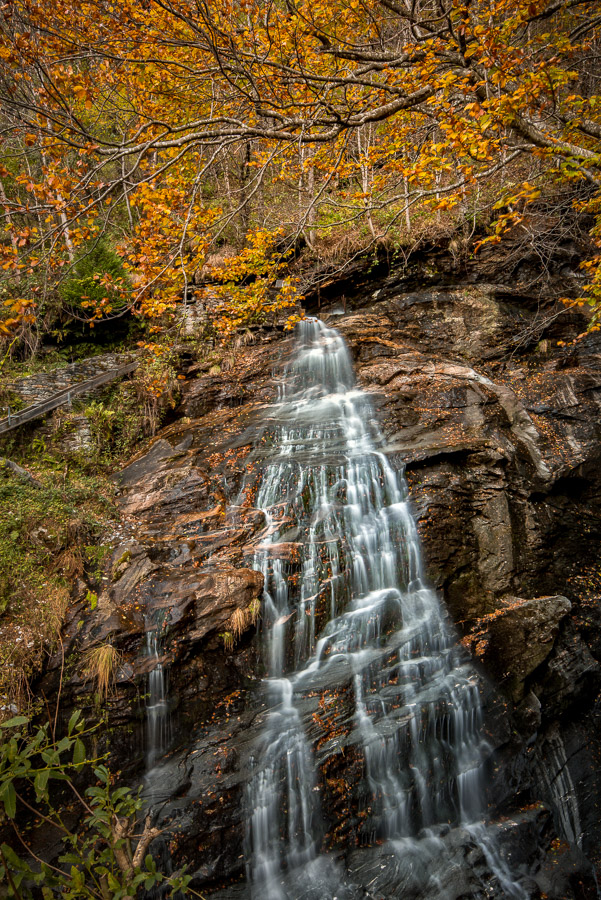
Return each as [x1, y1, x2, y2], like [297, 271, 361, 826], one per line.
[115, 550, 131, 567]
[0, 465, 115, 597]
[85, 543, 112, 581]
[0, 444, 119, 716]
[112, 549, 132, 582]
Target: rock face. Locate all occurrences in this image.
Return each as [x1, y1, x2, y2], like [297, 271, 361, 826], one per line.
[42, 244, 601, 897]
[323, 268, 601, 895]
[478, 595, 572, 702]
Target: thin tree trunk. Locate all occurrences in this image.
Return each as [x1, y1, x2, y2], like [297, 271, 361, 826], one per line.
[404, 176, 411, 233]
[239, 140, 252, 239]
[121, 155, 134, 230]
[306, 153, 316, 248]
[59, 201, 75, 262]
[41, 149, 74, 262]
[358, 125, 376, 237]
[0, 179, 18, 254]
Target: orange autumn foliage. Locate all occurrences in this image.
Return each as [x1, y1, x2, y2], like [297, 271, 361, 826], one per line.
[0, 0, 599, 340]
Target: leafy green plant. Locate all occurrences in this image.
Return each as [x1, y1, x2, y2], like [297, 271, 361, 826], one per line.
[132, 345, 180, 433]
[85, 400, 118, 449]
[0, 712, 194, 899]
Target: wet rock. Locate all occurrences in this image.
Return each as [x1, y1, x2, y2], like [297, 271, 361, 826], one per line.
[533, 717, 601, 872]
[344, 816, 543, 900]
[185, 567, 263, 645]
[40, 251, 601, 896]
[471, 490, 515, 595]
[515, 690, 542, 735]
[533, 624, 601, 718]
[111, 548, 132, 582]
[117, 437, 179, 488]
[479, 596, 571, 702]
[331, 280, 601, 635]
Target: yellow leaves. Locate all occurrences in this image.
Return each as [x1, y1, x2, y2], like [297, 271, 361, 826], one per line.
[119, 162, 219, 325]
[72, 83, 92, 108]
[0, 0, 596, 344]
[284, 313, 305, 331]
[0, 297, 36, 335]
[433, 196, 460, 212]
[205, 228, 300, 337]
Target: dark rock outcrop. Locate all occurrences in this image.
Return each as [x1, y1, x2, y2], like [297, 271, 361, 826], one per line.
[39, 245, 601, 897]
[477, 595, 572, 703]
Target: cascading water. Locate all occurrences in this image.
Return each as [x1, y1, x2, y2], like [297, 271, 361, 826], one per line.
[244, 318, 526, 899]
[145, 614, 170, 771]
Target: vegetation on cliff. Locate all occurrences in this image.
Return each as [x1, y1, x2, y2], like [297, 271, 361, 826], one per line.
[0, 712, 195, 899]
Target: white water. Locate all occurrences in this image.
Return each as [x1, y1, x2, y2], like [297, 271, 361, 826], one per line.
[145, 621, 170, 770]
[242, 319, 525, 898]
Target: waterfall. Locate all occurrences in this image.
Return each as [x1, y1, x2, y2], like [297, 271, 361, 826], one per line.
[145, 615, 170, 771]
[244, 319, 526, 899]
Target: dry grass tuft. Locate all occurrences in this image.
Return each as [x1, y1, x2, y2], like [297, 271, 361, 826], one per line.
[82, 642, 122, 699]
[233, 329, 255, 350]
[229, 608, 248, 641]
[44, 585, 71, 641]
[248, 598, 261, 625]
[54, 547, 85, 578]
[224, 599, 262, 649]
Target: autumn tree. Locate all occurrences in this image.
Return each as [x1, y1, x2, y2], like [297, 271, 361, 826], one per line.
[0, 0, 599, 343]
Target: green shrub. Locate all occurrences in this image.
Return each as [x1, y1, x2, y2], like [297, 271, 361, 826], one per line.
[60, 241, 131, 316]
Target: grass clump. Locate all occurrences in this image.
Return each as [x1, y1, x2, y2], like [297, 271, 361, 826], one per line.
[229, 608, 247, 642]
[0, 583, 70, 716]
[224, 599, 262, 648]
[248, 598, 261, 625]
[220, 631, 234, 652]
[82, 642, 122, 699]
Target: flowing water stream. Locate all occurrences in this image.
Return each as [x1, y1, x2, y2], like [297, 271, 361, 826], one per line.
[145, 613, 170, 771]
[243, 319, 526, 899]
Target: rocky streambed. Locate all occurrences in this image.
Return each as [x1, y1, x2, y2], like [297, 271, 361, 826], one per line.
[40, 247, 601, 898]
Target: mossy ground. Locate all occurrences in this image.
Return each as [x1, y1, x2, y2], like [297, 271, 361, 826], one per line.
[0, 453, 118, 718]
[0, 358, 175, 719]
